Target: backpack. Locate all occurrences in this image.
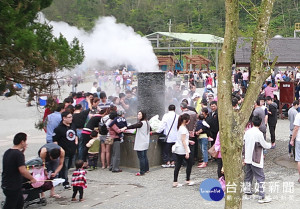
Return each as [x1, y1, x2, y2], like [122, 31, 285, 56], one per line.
[99, 118, 108, 135]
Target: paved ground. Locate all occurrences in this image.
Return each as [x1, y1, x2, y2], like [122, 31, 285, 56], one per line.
[0, 78, 300, 209]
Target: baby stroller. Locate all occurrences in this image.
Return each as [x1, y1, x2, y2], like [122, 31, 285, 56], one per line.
[22, 158, 52, 208]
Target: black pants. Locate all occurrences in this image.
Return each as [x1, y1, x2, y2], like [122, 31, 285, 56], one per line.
[269, 125, 276, 144]
[216, 158, 223, 178]
[88, 153, 99, 168]
[2, 188, 23, 209]
[72, 186, 84, 200]
[81, 133, 91, 162]
[174, 154, 193, 182]
[162, 142, 175, 163]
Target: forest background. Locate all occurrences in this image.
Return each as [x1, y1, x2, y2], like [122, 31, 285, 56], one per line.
[43, 0, 300, 38]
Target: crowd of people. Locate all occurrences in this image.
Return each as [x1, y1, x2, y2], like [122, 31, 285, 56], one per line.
[3, 66, 300, 207]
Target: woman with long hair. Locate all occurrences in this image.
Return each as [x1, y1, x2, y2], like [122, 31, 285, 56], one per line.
[173, 113, 194, 187]
[125, 110, 150, 176]
[100, 106, 117, 169]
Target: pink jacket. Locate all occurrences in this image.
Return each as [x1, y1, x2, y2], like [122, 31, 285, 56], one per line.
[109, 124, 122, 139]
[264, 85, 278, 98]
[214, 132, 222, 158]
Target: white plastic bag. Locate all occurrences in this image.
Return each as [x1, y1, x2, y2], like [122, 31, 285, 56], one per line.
[149, 115, 162, 132]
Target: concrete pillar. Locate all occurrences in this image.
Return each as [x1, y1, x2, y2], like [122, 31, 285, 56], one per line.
[137, 72, 165, 119]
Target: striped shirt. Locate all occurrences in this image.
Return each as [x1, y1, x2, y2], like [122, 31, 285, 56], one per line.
[71, 168, 87, 188]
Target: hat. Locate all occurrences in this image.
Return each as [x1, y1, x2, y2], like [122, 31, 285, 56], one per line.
[208, 93, 214, 97]
[182, 90, 189, 96]
[192, 93, 200, 100]
[207, 84, 212, 89]
[117, 110, 125, 116]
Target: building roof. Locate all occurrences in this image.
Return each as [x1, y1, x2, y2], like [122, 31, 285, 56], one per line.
[145, 32, 224, 44]
[235, 37, 300, 66]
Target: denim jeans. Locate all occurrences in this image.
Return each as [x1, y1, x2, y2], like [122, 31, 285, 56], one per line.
[60, 154, 75, 186]
[199, 138, 208, 163]
[137, 150, 149, 175]
[76, 129, 83, 159]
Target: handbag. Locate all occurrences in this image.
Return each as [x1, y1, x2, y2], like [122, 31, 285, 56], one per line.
[158, 114, 177, 143]
[208, 144, 219, 158]
[104, 137, 114, 145]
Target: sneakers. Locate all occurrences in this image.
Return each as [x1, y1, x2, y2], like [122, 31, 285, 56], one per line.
[258, 196, 272, 204]
[135, 172, 144, 176]
[172, 183, 183, 188]
[170, 164, 175, 168]
[64, 185, 71, 190]
[161, 164, 170, 168]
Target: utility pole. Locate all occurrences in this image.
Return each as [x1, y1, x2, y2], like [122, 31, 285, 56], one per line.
[167, 19, 172, 33]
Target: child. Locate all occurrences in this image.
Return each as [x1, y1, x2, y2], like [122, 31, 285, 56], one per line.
[109, 110, 127, 143]
[71, 160, 87, 202]
[195, 114, 210, 168]
[86, 130, 100, 170]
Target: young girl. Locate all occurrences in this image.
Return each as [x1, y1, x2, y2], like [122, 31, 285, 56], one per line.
[125, 110, 150, 176]
[71, 160, 87, 202]
[173, 113, 194, 187]
[86, 130, 100, 170]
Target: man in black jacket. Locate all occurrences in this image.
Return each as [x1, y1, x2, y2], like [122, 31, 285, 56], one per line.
[53, 111, 78, 189]
[206, 101, 219, 145]
[266, 96, 277, 148]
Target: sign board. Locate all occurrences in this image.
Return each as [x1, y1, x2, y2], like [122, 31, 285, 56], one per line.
[279, 81, 294, 103]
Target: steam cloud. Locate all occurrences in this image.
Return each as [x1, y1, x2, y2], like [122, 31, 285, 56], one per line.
[37, 13, 159, 72]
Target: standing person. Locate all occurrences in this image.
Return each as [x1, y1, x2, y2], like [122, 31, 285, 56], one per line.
[1, 133, 37, 209]
[38, 143, 65, 198]
[86, 131, 100, 170]
[156, 105, 178, 168]
[99, 109, 112, 169]
[72, 103, 91, 160]
[206, 101, 219, 144]
[180, 102, 197, 163]
[264, 81, 278, 99]
[53, 111, 78, 189]
[243, 116, 272, 203]
[290, 111, 300, 183]
[80, 114, 102, 165]
[44, 103, 64, 143]
[108, 111, 125, 173]
[126, 110, 151, 176]
[195, 114, 210, 168]
[172, 114, 194, 187]
[242, 70, 249, 89]
[266, 96, 277, 148]
[253, 98, 267, 140]
[288, 100, 299, 158]
[71, 74, 78, 93]
[214, 132, 223, 178]
[108, 110, 127, 143]
[71, 160, 87, 202]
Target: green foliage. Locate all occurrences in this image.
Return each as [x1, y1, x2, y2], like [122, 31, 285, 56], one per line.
[0, 0, 84, 94]
[43, 0, 300, 38]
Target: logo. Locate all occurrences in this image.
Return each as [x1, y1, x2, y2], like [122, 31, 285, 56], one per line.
[199, 178, 224, 201]
[66, 130, 76, 141]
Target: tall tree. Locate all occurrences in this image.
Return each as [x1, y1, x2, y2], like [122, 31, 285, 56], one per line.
[218, 0, 276, 208]
[0, 0, 84, 95]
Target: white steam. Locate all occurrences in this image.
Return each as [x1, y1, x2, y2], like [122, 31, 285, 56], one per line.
[37, 13, 158, 72]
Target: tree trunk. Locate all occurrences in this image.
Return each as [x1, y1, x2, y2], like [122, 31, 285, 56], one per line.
[218, 0, 276, 209]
